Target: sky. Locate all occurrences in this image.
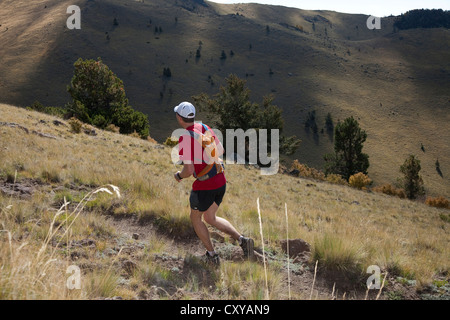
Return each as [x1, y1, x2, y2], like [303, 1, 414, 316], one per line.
[209, 0, 450, 17]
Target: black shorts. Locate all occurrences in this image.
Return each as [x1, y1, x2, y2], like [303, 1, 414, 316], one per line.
[189, 184, 226, 212]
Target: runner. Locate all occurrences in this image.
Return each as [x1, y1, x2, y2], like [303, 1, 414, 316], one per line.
[173, 101, 254, 266]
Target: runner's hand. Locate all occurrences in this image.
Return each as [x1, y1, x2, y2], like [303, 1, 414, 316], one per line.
[174, 171, 182, 182]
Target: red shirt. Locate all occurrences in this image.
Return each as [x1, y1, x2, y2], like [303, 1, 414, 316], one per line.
[178, 123, 226, 191]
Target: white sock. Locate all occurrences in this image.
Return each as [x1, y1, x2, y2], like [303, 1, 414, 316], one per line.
[238, 236, 244, 245]
[207, 250, 216, 257]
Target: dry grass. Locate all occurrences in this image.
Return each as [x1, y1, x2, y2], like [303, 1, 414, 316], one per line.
[0, 179, 121, 299]
[0, 103, 449, 299]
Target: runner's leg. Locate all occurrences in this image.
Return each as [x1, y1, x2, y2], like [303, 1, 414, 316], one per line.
[190, 208, 214, 252]
[203, 202, 241, 241]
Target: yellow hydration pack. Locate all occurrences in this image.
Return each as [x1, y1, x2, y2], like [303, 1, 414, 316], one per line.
[187, 124, 225, 181]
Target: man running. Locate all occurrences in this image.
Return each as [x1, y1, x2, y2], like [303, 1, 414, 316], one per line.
[173, 101, 254, 265]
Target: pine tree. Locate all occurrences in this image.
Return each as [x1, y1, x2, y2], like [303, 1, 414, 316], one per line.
[399, 155, 425, 199]
[192, 74, 300, 158]
[324, 116, 369, 180]
[66, 58, 149, 138]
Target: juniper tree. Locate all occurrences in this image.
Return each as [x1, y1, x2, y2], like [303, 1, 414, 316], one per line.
[192, 74, 300, 161]
[399, 155, 425, 199]
[324, 116, 369, 180]
[67, 58, 149, 138]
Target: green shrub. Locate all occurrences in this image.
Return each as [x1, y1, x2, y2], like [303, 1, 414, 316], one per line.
[439, 213, 450, 223]
[27, 101, 66, 118]
[112, 104, 150, 139]
[67, 57, 150, 139]
[163, 137, 178, 147]
[92, 114, 109, 129]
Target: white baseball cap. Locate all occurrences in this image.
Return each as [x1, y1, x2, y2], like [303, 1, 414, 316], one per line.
[174, 102, 196, 119]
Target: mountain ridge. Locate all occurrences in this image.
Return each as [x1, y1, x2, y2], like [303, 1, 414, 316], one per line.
[0, 0, 448, 196]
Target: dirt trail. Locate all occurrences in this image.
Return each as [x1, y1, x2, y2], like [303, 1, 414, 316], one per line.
[1, 175, 429, 300]
[0, 177, 389, 300]
[105, 212, 381, 300]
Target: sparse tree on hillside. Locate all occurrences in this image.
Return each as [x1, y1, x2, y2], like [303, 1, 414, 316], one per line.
[398, 154, 425, 199]
[193, 74, 300, 160]
[324, 116, 369, 180]
[66, 58, 149, 139]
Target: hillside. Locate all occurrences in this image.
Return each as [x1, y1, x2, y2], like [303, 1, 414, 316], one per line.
[0, 103, 449, 300]
[0, 0, 449, 197]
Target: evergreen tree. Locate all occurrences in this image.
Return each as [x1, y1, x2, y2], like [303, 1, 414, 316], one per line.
[193, 74, 300, 159]
[67, 58, 149, 138]
[324, 116, 369, 180]
[399, 155, 425, 199]
[394, 9, 450, 30]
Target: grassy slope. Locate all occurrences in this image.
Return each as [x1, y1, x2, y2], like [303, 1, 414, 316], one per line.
[0, 0, 448, 197]
[0, 103, 448, 299]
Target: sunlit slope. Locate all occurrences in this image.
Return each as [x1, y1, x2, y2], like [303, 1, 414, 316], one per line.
[0, 0, 448, 196]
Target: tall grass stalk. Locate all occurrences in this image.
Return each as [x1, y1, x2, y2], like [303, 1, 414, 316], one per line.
[310, 260, 318, 300]
[0, 184, 120, 299]
[36, 185, 121, 264]
[376, 272, 388, 300]
[256, 198, 269, 300]
[285, 203, 291, 300]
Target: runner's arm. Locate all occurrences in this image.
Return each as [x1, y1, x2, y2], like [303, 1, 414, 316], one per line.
[180, 162, 194, 178]
[174, 162, 194, 182]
